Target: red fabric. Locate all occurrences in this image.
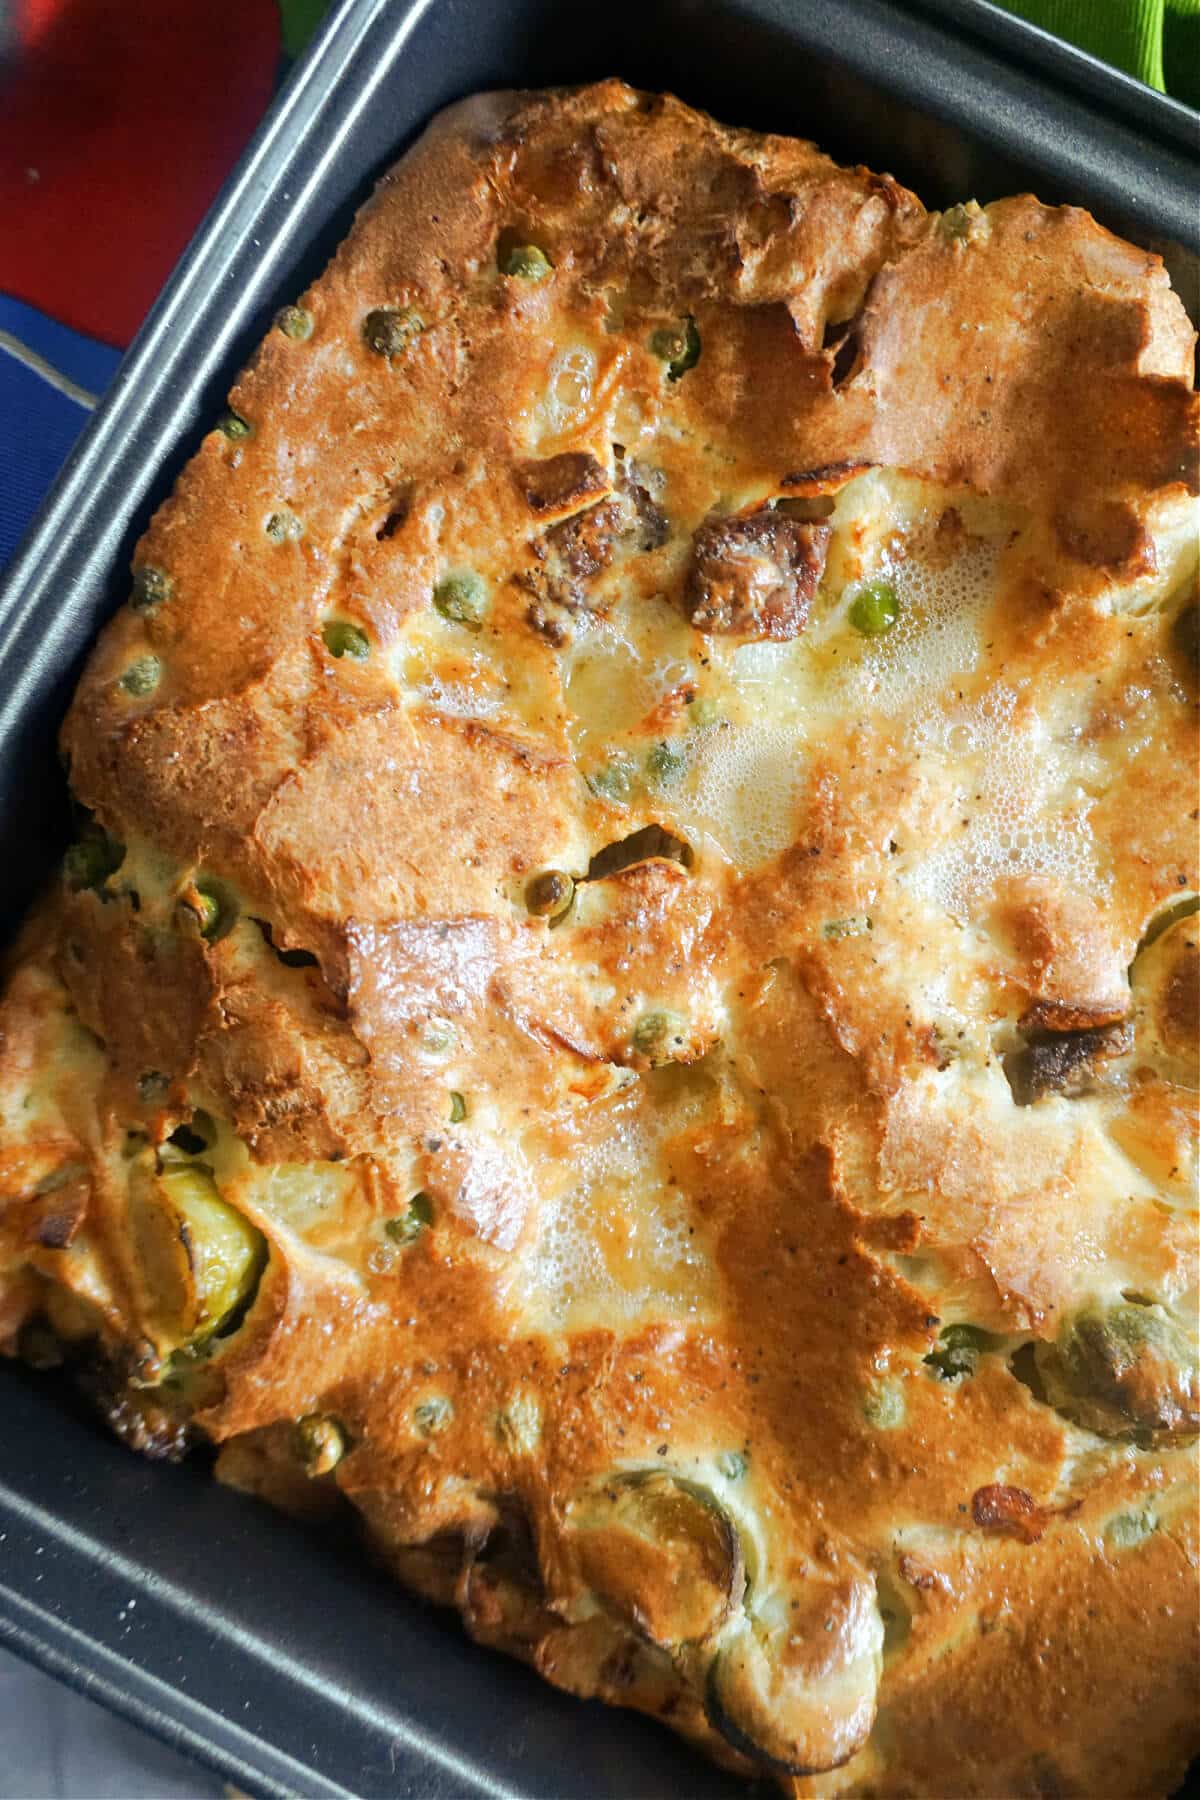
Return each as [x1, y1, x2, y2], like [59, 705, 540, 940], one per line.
[0, 0, 281, 348]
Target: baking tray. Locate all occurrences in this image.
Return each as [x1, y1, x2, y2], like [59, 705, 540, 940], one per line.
[0, 0, 1196, 1793]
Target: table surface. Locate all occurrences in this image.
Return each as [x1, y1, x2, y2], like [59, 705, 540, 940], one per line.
[0, 1648, 221, 1799]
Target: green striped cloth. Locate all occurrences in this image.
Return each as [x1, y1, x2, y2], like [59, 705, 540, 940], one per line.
[279, 0, 1198, 105]
[994, 0, 1200, 101]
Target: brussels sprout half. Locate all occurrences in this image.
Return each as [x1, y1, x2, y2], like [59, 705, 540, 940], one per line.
[567, 1470, 745, 1651]
[1131, 910, 1199, 1090]
[1034, 1301, 1198, 1448]
[128, 1163, 266, 1356]
[705, 1576, 883, 1777]
[525, 870, 575, 919]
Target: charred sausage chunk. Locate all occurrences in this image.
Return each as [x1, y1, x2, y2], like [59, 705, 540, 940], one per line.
[515, 452, 609, 517]
[970, 1484, 1058, 1543]
[1004, 1018, 1131, 1105]
[543, 497, 626, 587]
[684, 513, 830, 640]
[524, 468, 668, 619]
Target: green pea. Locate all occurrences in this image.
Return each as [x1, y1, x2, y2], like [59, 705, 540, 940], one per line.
[414, 1396, 452, 1435]
[419, 1019, 455, 1058]
[500, 243, 553, 280]
[130, 566, 173, 613]
[219, 411, 251, 441]
[718, 1450, 748, 1481]
[448, 1091, 467, 1124]
[650, 316, 701, 381]
[119, 655, 161, 697]
[849, 579, 900, 636]
[63, 829, 125, 892]
[863, 1379, 906, 1430]
[433, 571, 488, 627]
[822, 915, 872, 940]
[183, 879, 236, 943]
[1105, 1507, 1157, 1549]
[588, 758, 637, 804]
[294, 1413, 346, 1476]
[362, 306, 423, 358]
[688, 696, 722, 728]
[265, 510, 303, 543]
[632, 1009, 686, 1063]
[526, 869, 575, 919]
[646, 742, 687, 787]
[322, 620, 370, 661]
[385, 1191, 434, 1246]
[940, 202, 983, 244]
[925, 1322, 996, 1382]
[191, 891, 220, 936]
[275, 304, 313, 341]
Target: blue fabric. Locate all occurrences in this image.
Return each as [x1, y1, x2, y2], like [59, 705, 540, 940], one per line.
[0, 294, 122, 573]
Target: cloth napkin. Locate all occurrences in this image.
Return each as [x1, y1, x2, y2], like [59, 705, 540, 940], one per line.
[993, 0, 1200, 102]
[0, 0, 1195, 577]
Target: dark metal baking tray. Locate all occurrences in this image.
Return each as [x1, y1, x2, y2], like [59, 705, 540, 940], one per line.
[0, 0, 1196, 1793]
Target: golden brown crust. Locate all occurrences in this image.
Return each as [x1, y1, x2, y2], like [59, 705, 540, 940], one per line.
[0, 81, 1197, 1797]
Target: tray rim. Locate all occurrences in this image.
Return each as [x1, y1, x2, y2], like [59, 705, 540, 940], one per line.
[0, 0, 1196, 1790]
[913, 0, 1200, 152]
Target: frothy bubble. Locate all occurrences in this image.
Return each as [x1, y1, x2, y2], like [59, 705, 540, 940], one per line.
[526, 1087, 714, 1328]
[544, 347, 597, 436]
[905, 685, 1103, 920]
[842, 542, 998, 715]
[673, 722, 803, 868]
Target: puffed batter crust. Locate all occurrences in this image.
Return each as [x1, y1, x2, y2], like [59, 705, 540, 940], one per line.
[0, 83, 1197, 1797]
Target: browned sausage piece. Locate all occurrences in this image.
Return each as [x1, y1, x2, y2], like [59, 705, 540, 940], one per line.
[543, 497, 625, 587]
[1004, 1020, 1132, 1106]
[683, 513, 830, 639]
[1018, 998, 1131, 1034]
[971, 1484, 1054, 1543]
[515, 452, 609, 517]
[525, 470, 669, 617]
